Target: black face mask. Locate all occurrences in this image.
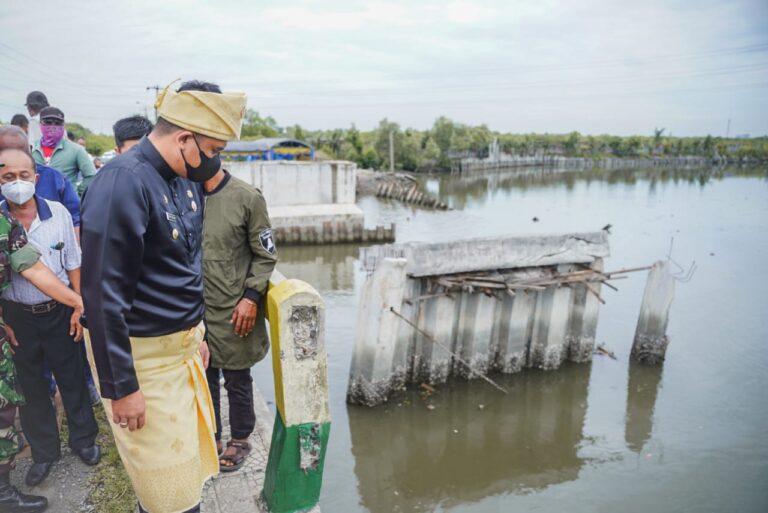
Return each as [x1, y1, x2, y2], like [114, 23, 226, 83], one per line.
[181, 135, 221, 183]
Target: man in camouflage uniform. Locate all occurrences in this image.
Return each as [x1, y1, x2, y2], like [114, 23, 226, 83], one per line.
[0, 158, 86, 512]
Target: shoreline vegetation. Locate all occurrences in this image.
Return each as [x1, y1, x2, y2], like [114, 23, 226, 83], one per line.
[48, 112, 768, 172]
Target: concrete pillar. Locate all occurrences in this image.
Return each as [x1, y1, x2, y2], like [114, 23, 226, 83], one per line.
[347, 258, 408, 406]
[567, 258, 603, 362]
[454, 291, 498, 379]
[631, 260, 675, 364]
[414, 293, 459, 384]
[262, 272, 330, 513]
[528, 268, 573, 370]
[495, 290, 536, 373]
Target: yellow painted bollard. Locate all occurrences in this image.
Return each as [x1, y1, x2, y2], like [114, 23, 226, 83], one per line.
[262, 271, 330, 513]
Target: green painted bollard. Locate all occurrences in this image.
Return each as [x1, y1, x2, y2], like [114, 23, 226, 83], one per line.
[263, 272, 330, 513]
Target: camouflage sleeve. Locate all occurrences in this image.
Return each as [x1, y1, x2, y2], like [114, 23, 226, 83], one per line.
[7, 215, 40, 273]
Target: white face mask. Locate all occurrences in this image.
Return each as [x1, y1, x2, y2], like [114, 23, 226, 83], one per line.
[2, 179, 36, 205]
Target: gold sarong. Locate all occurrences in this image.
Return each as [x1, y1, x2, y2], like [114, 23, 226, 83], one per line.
[85, 324, 219, 513]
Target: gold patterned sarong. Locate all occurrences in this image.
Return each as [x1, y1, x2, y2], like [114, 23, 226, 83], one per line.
[84, 324, 219, 513]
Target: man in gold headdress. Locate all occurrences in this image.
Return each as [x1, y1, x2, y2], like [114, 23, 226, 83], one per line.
[80, 80, 246, 513]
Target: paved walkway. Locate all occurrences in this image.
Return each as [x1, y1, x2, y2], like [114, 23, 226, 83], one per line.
[11, 386, 319, 513]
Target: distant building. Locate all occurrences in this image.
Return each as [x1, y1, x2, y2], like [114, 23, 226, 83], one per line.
[222, 138, 315, 161]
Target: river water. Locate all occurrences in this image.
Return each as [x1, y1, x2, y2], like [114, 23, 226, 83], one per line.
[253, 166, 768, 513]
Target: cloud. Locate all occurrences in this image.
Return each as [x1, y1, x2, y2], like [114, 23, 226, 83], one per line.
[0, 0, 766, 135]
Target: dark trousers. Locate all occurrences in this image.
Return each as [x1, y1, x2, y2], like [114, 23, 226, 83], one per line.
[205, 366, 255, 441]
[5, 302, 98, 463]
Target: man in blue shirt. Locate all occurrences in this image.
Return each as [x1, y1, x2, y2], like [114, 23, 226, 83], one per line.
[0, 147, 99, 489]
[0, 127, 80, 236]
[0, 126, 93, 409]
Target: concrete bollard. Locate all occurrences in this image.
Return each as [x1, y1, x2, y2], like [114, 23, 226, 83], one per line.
[262, 271, 330, 513]
[347, 258, 409, 406]
[631, 260, 675, 364]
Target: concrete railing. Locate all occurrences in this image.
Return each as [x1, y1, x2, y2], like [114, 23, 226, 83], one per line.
[261, 270, 330, 512]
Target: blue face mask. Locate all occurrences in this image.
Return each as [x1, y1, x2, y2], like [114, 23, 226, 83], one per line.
[1, 179, 35, 205]
[180, 135, 220, 183]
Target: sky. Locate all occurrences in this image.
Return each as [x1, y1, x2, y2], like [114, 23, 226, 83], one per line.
[1, 0, 767, 137]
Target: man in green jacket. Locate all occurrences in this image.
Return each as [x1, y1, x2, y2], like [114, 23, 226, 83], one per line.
[202, 166, 277, 472]
[31, 107, 96, 197]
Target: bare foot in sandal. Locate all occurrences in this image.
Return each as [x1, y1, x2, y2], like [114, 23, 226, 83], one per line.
[220, 438, 251, 472]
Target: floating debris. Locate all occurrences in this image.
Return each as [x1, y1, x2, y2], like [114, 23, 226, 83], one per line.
[594, 343, 617, 360]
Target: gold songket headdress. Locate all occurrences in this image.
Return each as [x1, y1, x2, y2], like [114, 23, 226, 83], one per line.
[155, 80, 247, 141]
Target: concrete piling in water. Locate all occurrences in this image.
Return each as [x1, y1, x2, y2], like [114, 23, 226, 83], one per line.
[454, 292, 497, 378]
[528, 270, 573, 370]
[631, 260, 675, 364]
[347, 232, 612, 406]
[347, 258, 409, 406]
[495, 290, 536, 373]
[566, 259, 604, 362]
[413, 293, 459, 385]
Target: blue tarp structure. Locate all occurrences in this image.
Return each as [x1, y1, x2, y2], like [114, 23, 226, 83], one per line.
[222, 138, 315, 161]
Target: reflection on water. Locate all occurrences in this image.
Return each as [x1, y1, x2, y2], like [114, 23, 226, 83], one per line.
[434, 166, 768, 209]
[349, 364, 591, 512]
[276, 244, 358, 291]
[625, 364, 663, 453]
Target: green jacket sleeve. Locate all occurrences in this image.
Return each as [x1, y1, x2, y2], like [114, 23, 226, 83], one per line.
[243, 191, 277, 300]
[76, 147, 97, 196]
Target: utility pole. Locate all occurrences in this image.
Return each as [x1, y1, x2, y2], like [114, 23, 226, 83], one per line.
[389, 129, 394, 173]
[725, 118, 731, 138]
[146, 85, 162, 122]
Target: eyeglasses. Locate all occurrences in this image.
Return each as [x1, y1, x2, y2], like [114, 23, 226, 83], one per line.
[41, 119, 64, 126]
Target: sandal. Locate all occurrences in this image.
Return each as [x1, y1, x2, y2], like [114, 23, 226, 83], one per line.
[220, 440, 251, 473]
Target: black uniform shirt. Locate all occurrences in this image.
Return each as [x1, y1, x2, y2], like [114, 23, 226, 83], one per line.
[81, 137, 205, 400]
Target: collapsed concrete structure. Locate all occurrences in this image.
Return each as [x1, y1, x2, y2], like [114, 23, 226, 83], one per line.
[347, 231, 611, 406]
[228, 160, 394, 245]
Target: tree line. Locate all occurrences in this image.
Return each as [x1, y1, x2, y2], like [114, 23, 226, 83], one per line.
[257, 114, 768, 171]
[41, 112, 768, 170]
